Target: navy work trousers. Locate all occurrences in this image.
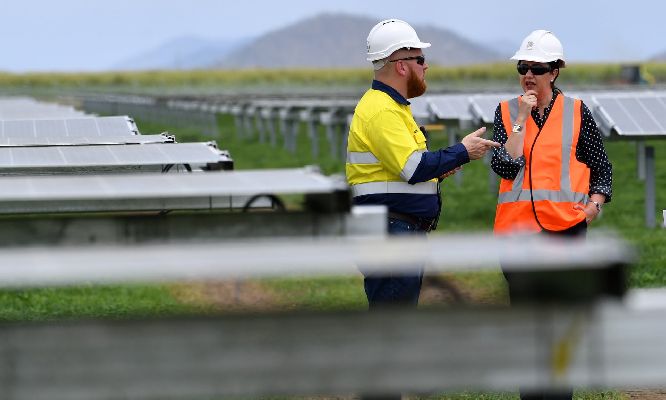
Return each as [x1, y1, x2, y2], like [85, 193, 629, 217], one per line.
[362, 217, 426, 309]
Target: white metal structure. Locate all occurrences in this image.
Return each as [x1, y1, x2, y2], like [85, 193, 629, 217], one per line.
[0, 232, 630, 287]
[0, 97, 88, 119]
[0, 167, 346, 213]
[0, 116, 139, 137]
[0, 142, 231, 174]
[0, 133, 173, 147]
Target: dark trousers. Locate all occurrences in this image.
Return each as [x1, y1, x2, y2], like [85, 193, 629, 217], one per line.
[505, 220, 586, 400]
[360, 217, 426, 400]
[362, 217, 426, 309]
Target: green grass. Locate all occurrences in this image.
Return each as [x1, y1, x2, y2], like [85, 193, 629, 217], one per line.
[0, 284, 210, 322]
[1, 62, 665, 97]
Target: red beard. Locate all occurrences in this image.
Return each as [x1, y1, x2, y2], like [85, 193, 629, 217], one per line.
[406, 67, 427, 98]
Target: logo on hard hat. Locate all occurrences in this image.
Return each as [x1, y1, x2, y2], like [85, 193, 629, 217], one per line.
[526, 41, 534, 50]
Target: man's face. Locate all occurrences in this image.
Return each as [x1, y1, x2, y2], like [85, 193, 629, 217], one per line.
[406, 61, 427, 98]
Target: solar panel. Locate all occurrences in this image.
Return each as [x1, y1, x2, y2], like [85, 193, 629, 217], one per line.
[0, 133, 174, 147]
[567, 91, 597, 106]
[469, 93, 516, 124]
[409, 97, 431, 122]
[0, 97, 89, 119]
[427, 94, 474, 122]
[0, 116, 139, 137]
[0, 142, 231, 173]
[0, 167, 347, 213]
[592, 93, 666, 137]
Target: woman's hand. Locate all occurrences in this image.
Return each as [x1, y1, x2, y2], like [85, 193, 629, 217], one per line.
[518, 90, 538, 121]
[573, 203, 600, 223]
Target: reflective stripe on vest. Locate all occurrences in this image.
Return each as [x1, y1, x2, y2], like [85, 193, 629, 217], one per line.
[347, 151, 379, 164]
[497, 96, 586, 205]
[351, 181, 437, 197]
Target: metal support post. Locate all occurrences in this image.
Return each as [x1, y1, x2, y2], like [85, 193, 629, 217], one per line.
[637, 140, 646, 181]
[645, 146, 656, 228]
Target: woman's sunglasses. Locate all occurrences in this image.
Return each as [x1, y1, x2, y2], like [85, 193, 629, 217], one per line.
[517, 63, 552, 76]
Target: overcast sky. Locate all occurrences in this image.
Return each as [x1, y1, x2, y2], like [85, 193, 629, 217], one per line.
[1, 0, 663, 72]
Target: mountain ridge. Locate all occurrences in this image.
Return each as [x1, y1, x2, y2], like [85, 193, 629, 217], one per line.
[111, 13, 504, 70]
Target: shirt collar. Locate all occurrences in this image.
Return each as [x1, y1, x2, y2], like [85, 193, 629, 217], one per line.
[531, 91, 558, 124]
[372, 80, 410, 105]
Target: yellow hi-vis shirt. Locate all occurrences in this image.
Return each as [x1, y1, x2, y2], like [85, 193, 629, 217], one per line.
[346, 86, 439, 216]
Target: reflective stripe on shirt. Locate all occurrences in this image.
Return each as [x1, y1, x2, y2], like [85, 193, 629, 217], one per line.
[346, 151, 379, 164]
[351, 181, 437, 197]
[399, 150, 425, 181]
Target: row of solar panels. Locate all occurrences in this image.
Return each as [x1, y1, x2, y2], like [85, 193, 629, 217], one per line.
[80, 89, 666, 140]
[410, 89, 666, 139]
[0, 97, 351, 216]
[0, 98, 232, 173]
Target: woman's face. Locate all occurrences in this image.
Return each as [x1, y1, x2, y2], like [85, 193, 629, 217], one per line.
[518, 61, 559, 98]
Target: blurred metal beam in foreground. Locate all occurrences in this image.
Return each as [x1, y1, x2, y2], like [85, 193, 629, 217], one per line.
[0, 294, 664, 400]
[0, 233, 632, 301]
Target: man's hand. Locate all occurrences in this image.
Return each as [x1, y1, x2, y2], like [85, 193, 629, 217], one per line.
[461, 127, 500, 160]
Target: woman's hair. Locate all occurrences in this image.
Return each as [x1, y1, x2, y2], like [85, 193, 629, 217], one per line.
[548, 61, 562, 94]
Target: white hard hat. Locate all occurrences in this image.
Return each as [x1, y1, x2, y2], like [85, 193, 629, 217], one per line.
[366, 19, 431, 63]
[511, 29, 566, 68]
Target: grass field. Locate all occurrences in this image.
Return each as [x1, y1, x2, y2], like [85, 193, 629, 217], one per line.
[0, 97, 663, 399]
[2, 62, 666, 97]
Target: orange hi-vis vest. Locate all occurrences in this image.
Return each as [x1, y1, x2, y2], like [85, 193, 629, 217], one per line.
[494, 94, 590, 234]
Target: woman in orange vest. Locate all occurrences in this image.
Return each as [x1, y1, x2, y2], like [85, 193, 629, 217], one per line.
[490, 30, 613, 400]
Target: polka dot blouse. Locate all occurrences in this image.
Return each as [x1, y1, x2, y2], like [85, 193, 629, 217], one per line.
[490, 91, 613, 202]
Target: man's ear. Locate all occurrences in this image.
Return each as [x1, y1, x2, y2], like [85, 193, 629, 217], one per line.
[394, 60, 408, 77]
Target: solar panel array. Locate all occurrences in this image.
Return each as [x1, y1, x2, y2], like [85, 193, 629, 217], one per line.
[416, 89, 666, 139]
[0, 98, 233, 174]
[0, 97, 354, 216]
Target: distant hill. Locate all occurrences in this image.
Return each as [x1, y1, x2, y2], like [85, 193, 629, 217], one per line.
[650, 50, 666, 61]
[216, 13, 503, 69]
[112, 36, 250, 71]
[110, 13, 503, 71]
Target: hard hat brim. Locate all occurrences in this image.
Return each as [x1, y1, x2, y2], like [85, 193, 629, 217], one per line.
[510, 54, 566, 68]
[367, 41, 431, 62]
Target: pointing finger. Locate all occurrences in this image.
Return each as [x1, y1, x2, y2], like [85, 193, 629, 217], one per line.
[469, 127, 487, 137]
